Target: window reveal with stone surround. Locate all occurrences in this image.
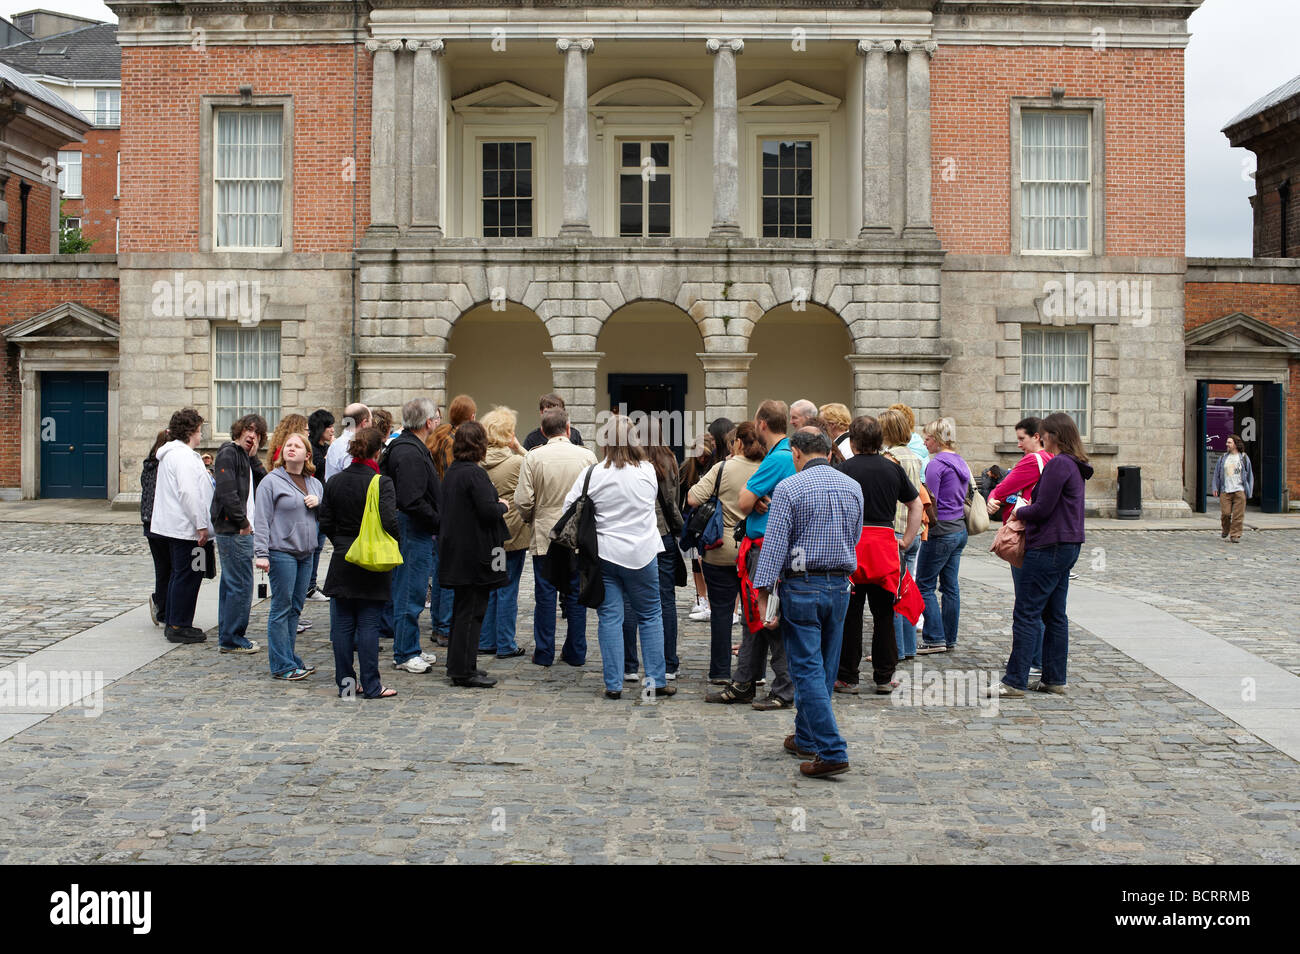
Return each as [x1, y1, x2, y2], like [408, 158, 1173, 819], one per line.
[213, 324, 281, 435]
[1021, 326, 1091, 437]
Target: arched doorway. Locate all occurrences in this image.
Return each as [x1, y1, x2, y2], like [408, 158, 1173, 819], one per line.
[747, 302, 853, 418]
[597, 300, 706, 458]
[446, 301, 552, 425]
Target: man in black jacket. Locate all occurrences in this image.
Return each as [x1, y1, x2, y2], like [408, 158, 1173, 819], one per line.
[521, 393, 585, 451]
[381, 397, 441, 673]
[211, 414, 268, 654]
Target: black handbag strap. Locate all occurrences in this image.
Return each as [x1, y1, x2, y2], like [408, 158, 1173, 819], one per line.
[709, 458, 725, 503]
[581, 463, 595, 497]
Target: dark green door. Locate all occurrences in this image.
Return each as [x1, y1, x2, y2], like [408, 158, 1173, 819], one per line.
[39, 371, 109, 498]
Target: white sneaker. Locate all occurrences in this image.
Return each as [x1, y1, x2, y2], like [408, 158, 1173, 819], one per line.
[393, 656, 432, 673]
[624, 672, 640, 682]
[688, 599, 711, 621]
[296, 621, 312, 633]
[420, 651, 438, 665]
[306, 589, 329, 603]
[732, 611, 740, 626]
[1029, 666, 1042, 677]
[665, 671, 677, 681]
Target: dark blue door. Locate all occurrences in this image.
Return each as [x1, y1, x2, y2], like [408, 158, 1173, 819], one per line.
[39, 371, 109, 498]
[1260, 382, 1285, 514]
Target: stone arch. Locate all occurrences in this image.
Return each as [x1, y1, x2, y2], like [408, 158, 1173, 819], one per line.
[747, 301, 854, 416]
[446, 300, 553, 424]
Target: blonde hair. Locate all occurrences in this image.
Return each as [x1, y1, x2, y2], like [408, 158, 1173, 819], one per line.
[819, 402, 851, 432]
[275, 431, 316, 475]
[889, 403, 916, 432]
[879, 409, 912, 448]
[481, 406, 518, 448]
[923, 417, 957, 449]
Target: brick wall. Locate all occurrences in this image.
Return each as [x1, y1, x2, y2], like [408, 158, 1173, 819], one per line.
[0, 272, 119, 487]
[932, 46, 1185, 257]
[120, 45, 370, 253]
[58, 127, 120, 252]
[1186, 280, 1300, 497]
[2, 173, 55, 254]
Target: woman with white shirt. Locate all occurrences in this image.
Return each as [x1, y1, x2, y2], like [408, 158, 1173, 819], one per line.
[565, 414, 676, 700]
[149, 408, 215, 645]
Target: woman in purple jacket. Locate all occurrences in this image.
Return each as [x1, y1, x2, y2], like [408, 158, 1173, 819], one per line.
[994, 412, 1093, 697]
[915, 417, 973, 655]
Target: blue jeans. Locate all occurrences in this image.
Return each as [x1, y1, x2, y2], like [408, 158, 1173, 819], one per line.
[216, 533, 255, 649]
[532, 554, 586, 666]
[1004, 543, 1079, 690]
[893, 535, 922, 657]
[1009, 562, 1045, 670]
[429, 546, 453, 636]
[309, 527, 328, 590]
[480, 548, 527, 654]
[779, 574, 851, 764]
[701, 560, 740, 680]
[391, 512, 433, 664]
[620, 535, 679, 674]
[915, 527, 967, 648]
[330, 596, 384, 698]
[596, 558, 666, 693]
[267, 550, 311, 676]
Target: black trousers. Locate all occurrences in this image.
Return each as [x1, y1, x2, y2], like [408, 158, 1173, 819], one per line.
[837, 582, 898, 687]
[164, 536, 205, 629]
[701, 561, 740, 681]
[144, 523, 172, 616]
[448, 584, 491, 679]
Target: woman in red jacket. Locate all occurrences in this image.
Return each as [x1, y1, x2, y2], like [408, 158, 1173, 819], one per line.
[986, 417, 1053, 676]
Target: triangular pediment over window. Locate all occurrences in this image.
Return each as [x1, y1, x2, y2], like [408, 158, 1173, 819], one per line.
[1185, 312, 1300, 355]
[2, 301, 120, 344]
[452, 81, 558, 115]
[738, 80, 841, 114]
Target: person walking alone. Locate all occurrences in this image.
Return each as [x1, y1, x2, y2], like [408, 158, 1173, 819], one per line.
[1212, 434, 1252, 543]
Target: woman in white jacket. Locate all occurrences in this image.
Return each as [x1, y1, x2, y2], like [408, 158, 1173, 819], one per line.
[149, 408, 214, 644]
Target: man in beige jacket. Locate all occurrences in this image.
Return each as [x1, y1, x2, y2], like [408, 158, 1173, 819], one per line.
[515, 407, 598, 666]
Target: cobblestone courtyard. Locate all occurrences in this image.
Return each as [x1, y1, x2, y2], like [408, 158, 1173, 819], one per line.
[1, 521, 1298, 863]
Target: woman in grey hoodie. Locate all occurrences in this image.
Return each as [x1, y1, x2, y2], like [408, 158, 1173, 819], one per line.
[254, 433, 324, 680]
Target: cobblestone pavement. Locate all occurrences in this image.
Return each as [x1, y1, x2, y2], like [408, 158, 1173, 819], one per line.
[965, 528, 1300, 675]
[0, 524, 1297, 863]
[0, 523, 152, 662]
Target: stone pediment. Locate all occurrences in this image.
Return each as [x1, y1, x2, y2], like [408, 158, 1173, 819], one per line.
[738, 80, 841, 114]
[1185, 312, 1300, 355]
[452, 81, 558, 115]
[2, 301, 120, 344]
[588, 78, 703, 112]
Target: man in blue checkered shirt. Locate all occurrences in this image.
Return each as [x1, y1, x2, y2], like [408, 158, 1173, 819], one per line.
[754, 426, 863, 778]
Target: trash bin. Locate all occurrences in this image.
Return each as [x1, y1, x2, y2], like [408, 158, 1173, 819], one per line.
[1116, 465, 1141, 519]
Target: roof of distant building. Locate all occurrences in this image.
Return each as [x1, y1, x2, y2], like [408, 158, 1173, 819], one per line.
[0, 58, 90, 124]
[0, 21, 118, 82]
[1224, 73, 1300, 131]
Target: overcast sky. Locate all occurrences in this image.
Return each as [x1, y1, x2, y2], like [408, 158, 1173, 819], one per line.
[4, 0, 1297, 258]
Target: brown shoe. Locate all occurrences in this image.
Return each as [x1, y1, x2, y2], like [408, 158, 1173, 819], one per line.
[800, 757, 849, 779]
[751, 694, 792, 711]
[705, 681, 754, 704]
[784, 734, 815, 758]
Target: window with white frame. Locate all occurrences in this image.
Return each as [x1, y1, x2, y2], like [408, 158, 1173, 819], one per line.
[95, 89, 120, 126]
[617, 140, 671, 237]
[213, 325, 281, 435]
[1021, 327, 1090, 435]
[61, 217, 81, 236]
[481, 140, 534, 237]
[57, 150, 82, 197]
[1020, 112, 1090, 253]
[214, 109, 284, 249]
[760, 139, 813, 238]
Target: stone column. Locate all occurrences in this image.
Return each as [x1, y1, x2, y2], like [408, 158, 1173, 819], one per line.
[365, 38, 402, 233]
[408, 39, 445, 237]
[706, 38, 744, 238]
[904, 41, 938, 237]
[698, 352, 755, 423]
[356, 352, 454, 413]
[556, 38, 595, 236]
[544, 351, 604, 440]
[857, 40, 895, 239]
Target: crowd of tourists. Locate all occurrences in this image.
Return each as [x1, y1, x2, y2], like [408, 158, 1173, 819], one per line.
[139, 391, 1091, 778]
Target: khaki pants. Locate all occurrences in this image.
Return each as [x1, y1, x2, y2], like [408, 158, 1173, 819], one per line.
[1219, 491, 1246, 541]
